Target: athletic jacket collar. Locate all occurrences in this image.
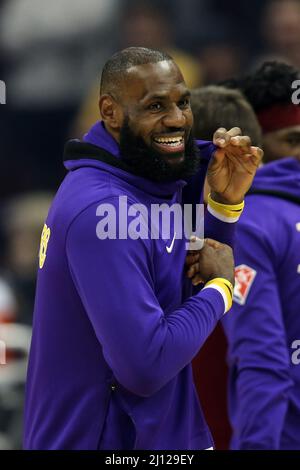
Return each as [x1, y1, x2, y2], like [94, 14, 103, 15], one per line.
[63, 139, 187, 199]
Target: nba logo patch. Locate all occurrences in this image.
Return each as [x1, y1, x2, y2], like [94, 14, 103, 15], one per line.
[233, 264, 257, 305]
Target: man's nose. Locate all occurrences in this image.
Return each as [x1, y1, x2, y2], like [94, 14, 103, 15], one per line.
[163, 104, 186, 128]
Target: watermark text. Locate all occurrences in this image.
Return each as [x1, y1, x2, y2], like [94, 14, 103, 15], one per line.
[291, 80, 300, 105]
[95, 196, 204, 250]
[0, 80, 6, 104]
[291, 339, 300, 365]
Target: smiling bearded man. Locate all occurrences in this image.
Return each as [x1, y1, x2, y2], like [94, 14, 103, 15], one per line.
[100, 51, 199, 181]
[24, 47, 262, 450]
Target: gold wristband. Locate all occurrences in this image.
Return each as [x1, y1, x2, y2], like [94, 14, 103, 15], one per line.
[207, 277, 234, 296]
[205, 277, 234, 312]
[208, 193, 245, 219]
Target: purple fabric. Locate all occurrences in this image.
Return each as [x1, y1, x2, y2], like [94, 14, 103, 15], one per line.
[222, 157, 300, 449]
[83, 121, 120, 157]
[24, 122, 234, 450]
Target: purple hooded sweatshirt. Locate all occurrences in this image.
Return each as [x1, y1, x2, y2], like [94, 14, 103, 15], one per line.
[222, 157, 300, 450]
[24, 122, 235, 450]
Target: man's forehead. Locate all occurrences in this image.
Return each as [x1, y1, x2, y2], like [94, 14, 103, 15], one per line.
[122, 60, 187, 101]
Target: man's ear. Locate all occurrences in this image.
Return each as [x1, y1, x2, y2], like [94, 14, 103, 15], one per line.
[99, 94, 123, 131]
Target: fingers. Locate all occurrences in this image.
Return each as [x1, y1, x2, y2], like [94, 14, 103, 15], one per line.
[211, 148, 226, 165]
[216, 140, 263, 168]
[227, 127, 242, 138]
[186, 238, 224, 278]
[234, 145, 264, 166]
[213, 127, 227, 141]
[213, 128, 230, 147]
[213, 127, 242, 148]
[250, 146, 264, 163]
[230, 135, 251, 147]
[187, 238, 222, 259]
[213, 127, 255, 151]
[186, 261, 205, 285]
[191, 274, 205, 286]
[185, 252, 199, 266]
[186, 261, 200, 278]
[204, 238, 223, 250]
[185, 238, 233, 285]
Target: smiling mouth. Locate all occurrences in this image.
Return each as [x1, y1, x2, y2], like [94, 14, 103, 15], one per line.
[153, 136, 185, 154]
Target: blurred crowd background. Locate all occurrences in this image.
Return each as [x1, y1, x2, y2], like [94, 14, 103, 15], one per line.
[0, 0, 300, 450]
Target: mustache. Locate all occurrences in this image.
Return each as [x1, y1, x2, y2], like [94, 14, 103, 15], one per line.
[153, 128, 186, 136]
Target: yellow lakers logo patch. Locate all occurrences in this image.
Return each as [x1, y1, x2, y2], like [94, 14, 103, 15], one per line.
[39, 223, 51, 269]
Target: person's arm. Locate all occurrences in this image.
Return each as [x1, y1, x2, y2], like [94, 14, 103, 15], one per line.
[190, 132, 263, 248]
[184, 140, 236, 248]
[222, 221, 293, 449]
[204, 198, 239, 247]
[66, 199, 232, 398]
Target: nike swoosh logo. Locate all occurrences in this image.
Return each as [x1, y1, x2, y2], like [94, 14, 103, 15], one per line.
[166, 232, 176, 253]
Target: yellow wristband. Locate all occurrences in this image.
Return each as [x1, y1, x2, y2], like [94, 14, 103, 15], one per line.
[208, 193, 244, 220]
[207, 277, 234, 296]
[205, 277, 234, 313]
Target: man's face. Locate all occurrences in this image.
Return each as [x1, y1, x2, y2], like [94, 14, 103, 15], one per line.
[263, 125, 300, 162]
[117, 61, 194, 168]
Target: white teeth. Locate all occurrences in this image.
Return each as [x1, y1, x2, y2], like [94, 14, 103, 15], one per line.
[154, 136, 184, 145]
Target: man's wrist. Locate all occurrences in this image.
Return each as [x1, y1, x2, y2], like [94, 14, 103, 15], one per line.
[210, 191, 244, 205]
[203, 277, 234, 314]
[207, 193, 245, 223]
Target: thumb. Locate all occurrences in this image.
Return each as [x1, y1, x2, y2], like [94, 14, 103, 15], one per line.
[210, 148, 225, 166]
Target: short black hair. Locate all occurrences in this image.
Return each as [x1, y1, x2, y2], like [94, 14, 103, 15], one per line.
[222, 61, 299, 112]
[100, 47, 173, 96]
[191, 85, 262, 147]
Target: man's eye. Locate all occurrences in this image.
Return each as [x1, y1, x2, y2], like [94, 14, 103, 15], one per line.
[149, 103, 162, 111]
[178, 98, 190, 109]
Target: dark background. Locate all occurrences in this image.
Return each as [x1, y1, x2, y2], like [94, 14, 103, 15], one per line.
[1, 0, 300, 449]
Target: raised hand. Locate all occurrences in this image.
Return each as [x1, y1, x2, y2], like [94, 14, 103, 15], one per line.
[208, 127, 263, 204]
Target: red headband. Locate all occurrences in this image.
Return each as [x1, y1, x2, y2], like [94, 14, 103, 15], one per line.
[257, 103, 300, 133]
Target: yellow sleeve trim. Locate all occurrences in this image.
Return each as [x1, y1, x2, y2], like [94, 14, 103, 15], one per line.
[208, 193, 245, 219]
[208, 277, 234, 296]
[205, 277, 233, 313]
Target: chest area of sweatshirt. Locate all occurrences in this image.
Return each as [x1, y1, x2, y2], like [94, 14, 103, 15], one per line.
[151, 230, 188, 313]
[134, 198, 190, 313]
[116, 190, 190, 313]
[61, 171, 191, 312]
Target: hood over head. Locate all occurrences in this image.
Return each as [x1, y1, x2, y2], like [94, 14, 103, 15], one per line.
[249, 157, 300, 204]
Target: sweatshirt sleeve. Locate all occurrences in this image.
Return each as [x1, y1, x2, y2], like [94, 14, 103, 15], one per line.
[204, 209, 236, 247]
[222, 220, 293, 450]
[66, 199, 226, 398]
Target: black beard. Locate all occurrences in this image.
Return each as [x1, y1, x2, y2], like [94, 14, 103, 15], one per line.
[119, 118, 201, 182]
